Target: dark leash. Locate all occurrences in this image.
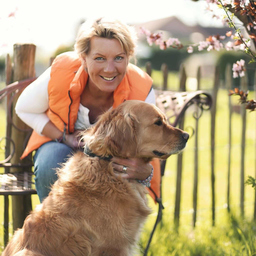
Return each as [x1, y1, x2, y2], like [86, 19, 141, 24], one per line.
[143, 187, 164, 256]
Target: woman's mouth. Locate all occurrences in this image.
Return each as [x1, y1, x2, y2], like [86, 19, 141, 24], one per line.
[101, 76, 116, 81]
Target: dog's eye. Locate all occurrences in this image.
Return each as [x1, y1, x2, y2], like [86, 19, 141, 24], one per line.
[154, 120, 163, 126]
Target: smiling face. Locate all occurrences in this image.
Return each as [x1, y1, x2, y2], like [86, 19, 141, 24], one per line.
[83, 37, 129, 93]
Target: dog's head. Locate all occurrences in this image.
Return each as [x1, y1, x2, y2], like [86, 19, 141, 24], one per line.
[82, 100, 189, 160]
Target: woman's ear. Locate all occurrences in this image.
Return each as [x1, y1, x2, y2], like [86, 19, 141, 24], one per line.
[80, 53, 88, 71]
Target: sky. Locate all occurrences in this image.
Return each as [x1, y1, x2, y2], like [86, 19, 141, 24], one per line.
[0, 0, 224, 56]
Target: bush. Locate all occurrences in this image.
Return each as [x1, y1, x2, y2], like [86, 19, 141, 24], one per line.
[138, 46, 189, 72]
[53, 44, 74, 57]
[0, 58, 5, 72]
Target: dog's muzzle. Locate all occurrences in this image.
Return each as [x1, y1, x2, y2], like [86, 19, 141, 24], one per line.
[153, 132, 189, 157]
[182, 132, 189, 142]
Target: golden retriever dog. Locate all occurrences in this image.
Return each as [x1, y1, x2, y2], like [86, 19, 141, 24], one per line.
[2, 100, 189, 256]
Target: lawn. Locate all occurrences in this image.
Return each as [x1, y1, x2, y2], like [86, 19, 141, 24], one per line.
[0, 72, 256, 255]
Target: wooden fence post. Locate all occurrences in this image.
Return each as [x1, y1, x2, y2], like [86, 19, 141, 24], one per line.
[4, 54, 13, 246]
[145, 62, 152, 77]
[10, 43, 36, 232]
[192, 66, 201, 227]
[254, 71, 256, 221]
[240, 73, 247, 217]
[174, 64, 187, 229]
[210, 66, 220, 226]
[226, 64, 232, 213]
[161, 63, 168, 90]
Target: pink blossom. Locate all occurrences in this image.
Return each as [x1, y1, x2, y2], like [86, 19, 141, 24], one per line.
[233, 71, 239, 78]
[239, 71, 245, 77]
[159, 41, 166, 50]
[8, 8, 18, 18]
[187, 46, 193, 53]
[140, 27, 151, 37]
[239, 43, 246, 51]
[206, 0, 218, 3]
[198, 41, 209, 51]
[232, 59, 246, 78]
[213, 41, 223, 51]
[225, 41, 234, 51]
[146, 37, 154, 46]
[166, 38, 175, 47]
[8, 12, 15, 18]
[165, 37, 181, 48]
[174, 38, 181, 47]
[154, 36, 163, 45]
[211, 36, 224, 51]
[207, 45, 214, 51]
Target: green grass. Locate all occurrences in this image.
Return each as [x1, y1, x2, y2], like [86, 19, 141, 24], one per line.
[0, 73, 256, 255]
[139, 214, 256, 256]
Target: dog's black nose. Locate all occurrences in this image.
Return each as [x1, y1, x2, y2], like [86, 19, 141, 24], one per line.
[182, 132, 189, 142]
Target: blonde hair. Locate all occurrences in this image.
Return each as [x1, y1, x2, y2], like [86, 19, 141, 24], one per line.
[75, 17, 137, 58]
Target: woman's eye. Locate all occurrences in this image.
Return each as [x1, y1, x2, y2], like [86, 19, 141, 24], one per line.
[95, 57, 104, 61]
[154, 120, 163, 126]
[115, 56, 124, 61]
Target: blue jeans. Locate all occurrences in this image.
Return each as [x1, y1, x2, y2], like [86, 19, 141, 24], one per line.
[33, 141, 74, 202]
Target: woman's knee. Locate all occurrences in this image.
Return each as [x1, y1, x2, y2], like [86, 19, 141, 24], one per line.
[33, 141, 74, 201]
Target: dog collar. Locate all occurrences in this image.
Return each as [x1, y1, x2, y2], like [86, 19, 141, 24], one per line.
[84, 145, 113, 162]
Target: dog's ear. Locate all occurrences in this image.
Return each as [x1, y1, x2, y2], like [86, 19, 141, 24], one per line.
[88, 109, 138, 158]
[105, 112, 138, 157]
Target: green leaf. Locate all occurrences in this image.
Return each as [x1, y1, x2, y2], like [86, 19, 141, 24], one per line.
[245, 176, 256, 189]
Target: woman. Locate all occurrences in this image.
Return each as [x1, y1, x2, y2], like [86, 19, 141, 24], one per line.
[16, 17, 160, 203]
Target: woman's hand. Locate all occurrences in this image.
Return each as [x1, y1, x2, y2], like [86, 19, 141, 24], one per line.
[42, 122, 84, 149]
[111, 157, 152, 181]
[64, 130, 85, 149]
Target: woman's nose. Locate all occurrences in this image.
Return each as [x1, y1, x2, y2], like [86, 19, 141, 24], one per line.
[104, 61, 115, 72]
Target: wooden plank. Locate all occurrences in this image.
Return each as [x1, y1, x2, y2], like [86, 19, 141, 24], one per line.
[145, 62, 152, 77]
[226, 64, 232, 213]
[5, 54, 13, 166]
[254, 71, 256, 220]
[240, 73, 247, 217]
[210, 66, 220, 226]
[4, 53, 13, 247]
[174, 64, 187, 229]
[192, 66, 201, 227]
[161, 63, 168, 90]
[10, 43, 36, 232]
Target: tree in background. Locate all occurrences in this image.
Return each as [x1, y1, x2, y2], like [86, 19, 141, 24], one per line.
[141, 0, 256, 111]
[141, 0, 256, 79]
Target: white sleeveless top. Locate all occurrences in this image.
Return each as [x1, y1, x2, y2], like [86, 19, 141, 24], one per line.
[74, 104, 92, 130]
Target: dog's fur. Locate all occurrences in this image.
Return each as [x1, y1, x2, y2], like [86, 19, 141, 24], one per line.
[2, 100, 189, 256]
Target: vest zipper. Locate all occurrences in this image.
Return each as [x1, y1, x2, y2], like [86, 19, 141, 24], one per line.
[63, 125, 67, 138]
[67, 90, 73, 134]
[49, 108, 68, 133]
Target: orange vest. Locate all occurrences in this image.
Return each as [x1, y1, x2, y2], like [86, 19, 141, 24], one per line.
[21, 52, 161, 202]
